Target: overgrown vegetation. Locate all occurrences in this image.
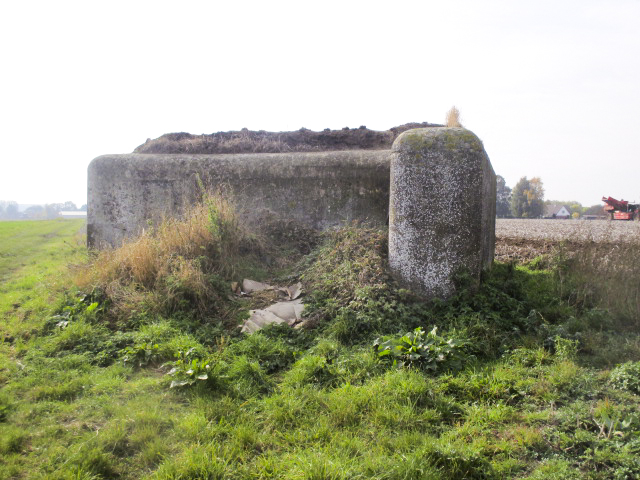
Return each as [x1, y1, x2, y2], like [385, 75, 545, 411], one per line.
[553, 240, 640, 327]
[76, 192, 265, 326]
[2, 207, 640, 479]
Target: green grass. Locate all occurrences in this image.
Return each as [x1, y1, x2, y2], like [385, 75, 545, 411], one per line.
[2, 220, 640, 479]
[0, 219, 86, 335]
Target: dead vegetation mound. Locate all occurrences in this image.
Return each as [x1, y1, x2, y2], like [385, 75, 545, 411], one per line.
[133, 123, 442, 154]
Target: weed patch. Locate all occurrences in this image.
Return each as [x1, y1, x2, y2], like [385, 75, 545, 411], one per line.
[609, 361, 640, 394]
[77, 191, 262, 324]
[374, 326, 470, 372]
[553, 239, 640, 327]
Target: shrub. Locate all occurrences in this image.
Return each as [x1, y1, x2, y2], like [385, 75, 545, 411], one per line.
[609, 361, 640, 394]
[302, 226, 391, 311]
[555, 336, 579, 361]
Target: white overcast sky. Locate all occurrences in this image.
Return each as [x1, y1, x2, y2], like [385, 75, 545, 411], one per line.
[1, 0, 639, 207]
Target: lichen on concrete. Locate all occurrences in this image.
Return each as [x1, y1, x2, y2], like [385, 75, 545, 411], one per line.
[388, 127, 496, 299]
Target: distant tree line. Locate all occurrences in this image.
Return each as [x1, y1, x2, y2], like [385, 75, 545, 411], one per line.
[495, 176, 604, 219]
[0, 201, 86, 220]
[0, 201, 20, 220]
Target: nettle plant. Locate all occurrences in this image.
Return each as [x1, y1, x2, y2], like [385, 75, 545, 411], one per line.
[373, 326, 469, 372]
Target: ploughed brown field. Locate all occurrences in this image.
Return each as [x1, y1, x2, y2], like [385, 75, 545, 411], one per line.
[495, 219, 640, 263]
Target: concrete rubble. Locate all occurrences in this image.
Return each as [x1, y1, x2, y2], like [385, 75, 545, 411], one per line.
[237, 280, 307, 334]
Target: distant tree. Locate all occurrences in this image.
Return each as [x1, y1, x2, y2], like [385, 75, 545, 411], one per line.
[584, 204, 605, 216]
[511, 177, 545, 218]
[496, 175, 512, 217]
[62, 201, 77, 211]
[511, 178, 529, 218]
[44, 204, 62, 219]
[528, 177, 545, 217]
[24, 205, 45, 219]
[79, 204, 87, 211]
[568, 202, 585, 217]
[4, 202, 19, 220]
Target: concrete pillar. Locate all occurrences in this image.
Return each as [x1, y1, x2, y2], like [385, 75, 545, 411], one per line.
[389, 128, 496, 299]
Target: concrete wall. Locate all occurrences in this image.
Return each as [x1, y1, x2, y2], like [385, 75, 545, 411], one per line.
[88, 151, 391, 247]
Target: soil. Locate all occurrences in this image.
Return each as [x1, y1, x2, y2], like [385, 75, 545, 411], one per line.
[494, 237, 559, 263]
[133, 122, 443, 154]
[494, 218, 640, 263]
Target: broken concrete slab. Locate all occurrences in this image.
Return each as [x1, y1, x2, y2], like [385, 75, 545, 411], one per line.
[286, 282, 303, 300]
[240, 310, 288, 334]
[242, 279, 274, 294]
[240, 298, 305, 334]
[264, 298, 304, 325]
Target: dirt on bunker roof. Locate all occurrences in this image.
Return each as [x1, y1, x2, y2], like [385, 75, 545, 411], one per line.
[134, 122, 443, 155]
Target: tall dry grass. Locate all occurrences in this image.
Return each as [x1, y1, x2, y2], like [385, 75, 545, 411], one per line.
[77, 192, 262, 320]
[445, 106, 462, 128]
[555, 236, 640, 326]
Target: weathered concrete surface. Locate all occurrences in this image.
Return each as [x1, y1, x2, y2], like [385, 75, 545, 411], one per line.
[388, 128, 496, 299]
[88, 151, 391, 247]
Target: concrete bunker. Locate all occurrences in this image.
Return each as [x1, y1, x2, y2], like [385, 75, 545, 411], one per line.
[88, 126, 496, 300]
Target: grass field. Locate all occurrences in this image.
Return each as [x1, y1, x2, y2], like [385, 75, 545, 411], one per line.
[1, 218, 640, 479]
[0, 220, 87, 342]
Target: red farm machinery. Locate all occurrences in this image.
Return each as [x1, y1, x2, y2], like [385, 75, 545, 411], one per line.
[602, 196, 640, 220]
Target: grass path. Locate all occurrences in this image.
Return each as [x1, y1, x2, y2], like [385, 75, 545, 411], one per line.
[0, 219, 86, 340]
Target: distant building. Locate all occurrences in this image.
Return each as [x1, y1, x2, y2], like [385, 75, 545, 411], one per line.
[544, 204, 571, 219]
[59, 211, 87, 219]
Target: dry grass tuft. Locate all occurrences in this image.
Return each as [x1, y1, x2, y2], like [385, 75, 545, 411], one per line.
[445, 106, 462, 128]
[77, 192, 263, 321]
